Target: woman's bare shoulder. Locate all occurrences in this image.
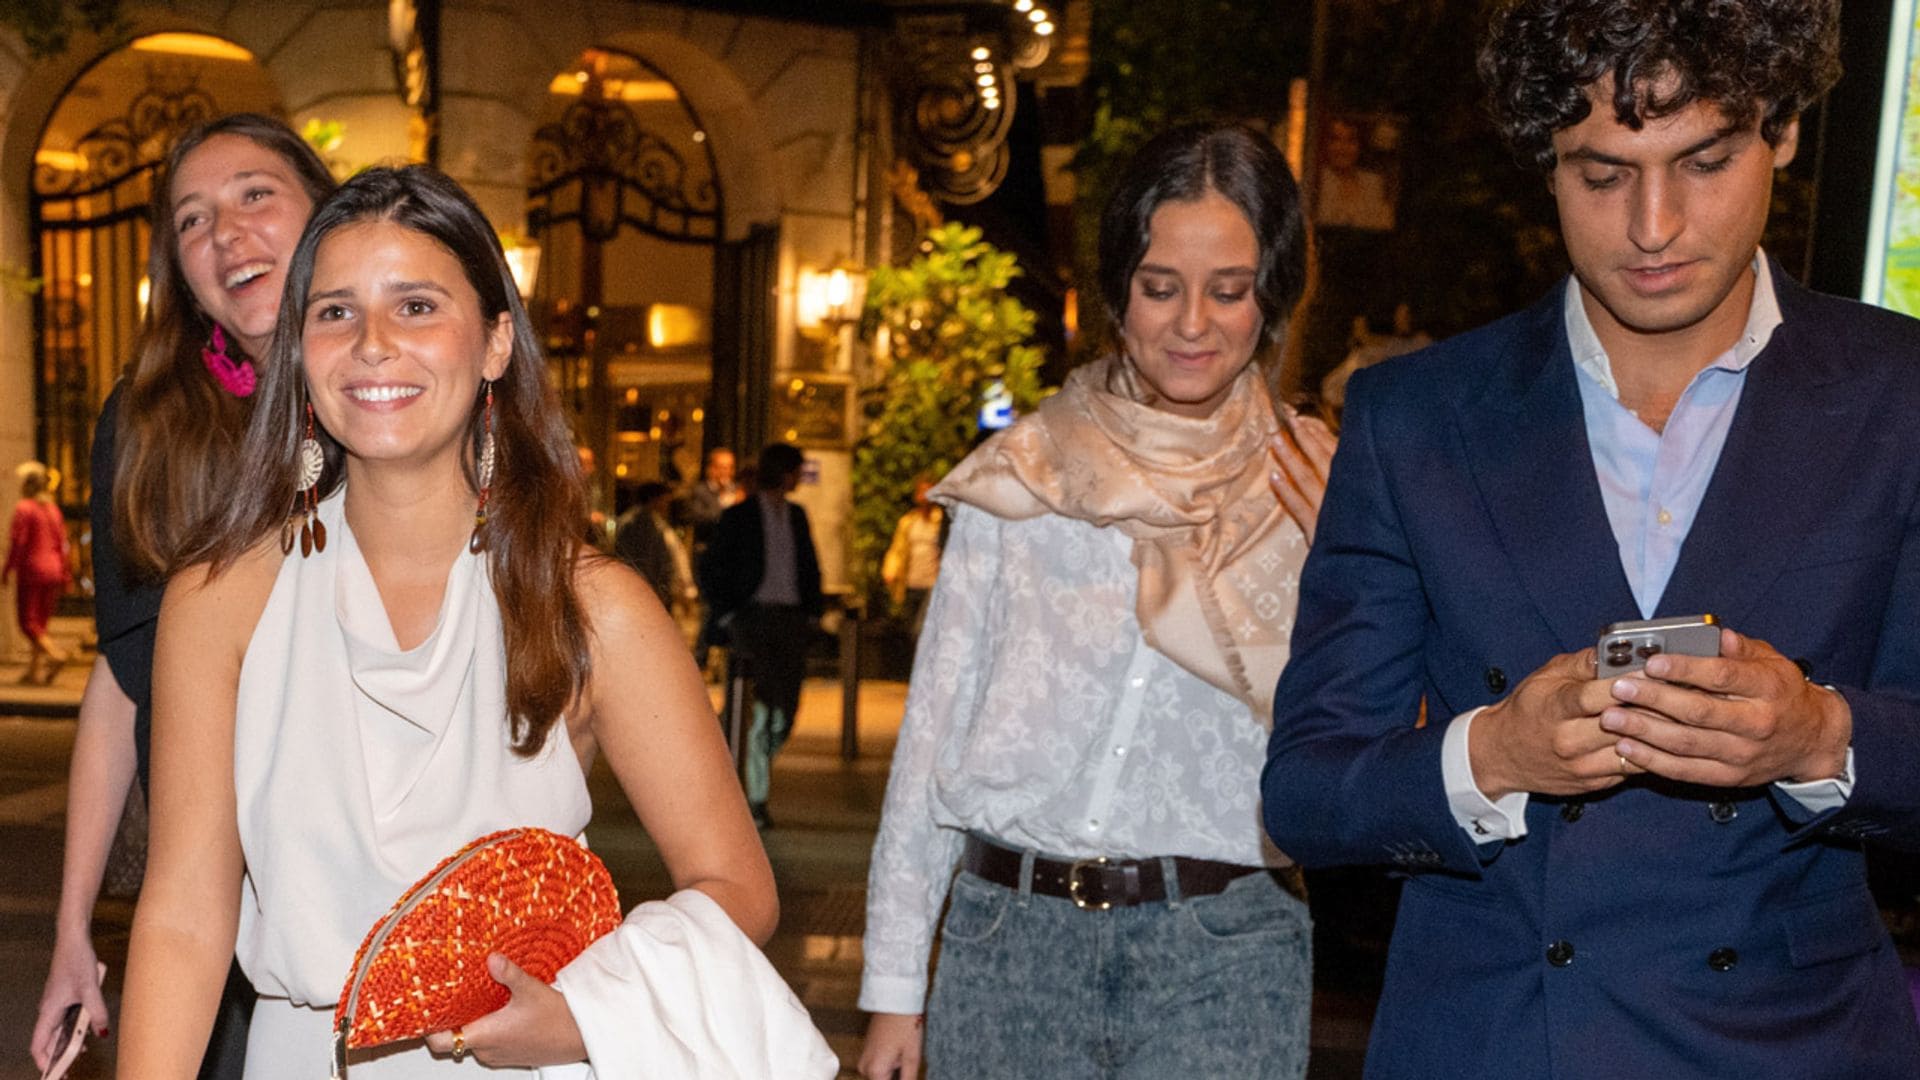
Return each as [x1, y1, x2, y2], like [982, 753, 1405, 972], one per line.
[161, 536, 287, 636]
[571, 551, 662, 640]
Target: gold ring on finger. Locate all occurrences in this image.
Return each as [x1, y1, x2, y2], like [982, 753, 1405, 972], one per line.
[451, 1027, 467, 1062]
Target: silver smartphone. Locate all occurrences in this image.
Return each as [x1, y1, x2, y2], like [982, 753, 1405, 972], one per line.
[1596, 615, 1721, 676]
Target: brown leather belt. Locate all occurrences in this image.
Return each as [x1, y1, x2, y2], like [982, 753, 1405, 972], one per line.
[959, 834, 1307, 911]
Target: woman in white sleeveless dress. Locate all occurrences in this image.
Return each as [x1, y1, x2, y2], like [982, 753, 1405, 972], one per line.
[116, 167, 836, 1078]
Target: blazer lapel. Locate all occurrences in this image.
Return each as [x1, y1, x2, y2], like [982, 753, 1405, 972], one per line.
[1457, 287, 1639, 653]
[1655, 273, 1871, 625]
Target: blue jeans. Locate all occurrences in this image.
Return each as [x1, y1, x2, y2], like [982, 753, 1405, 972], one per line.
[925, 862, 1312, 1078]
[730, 604, 807, 809]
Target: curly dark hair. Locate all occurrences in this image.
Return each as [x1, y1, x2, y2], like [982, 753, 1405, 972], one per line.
[1479, 0, 1842, 171]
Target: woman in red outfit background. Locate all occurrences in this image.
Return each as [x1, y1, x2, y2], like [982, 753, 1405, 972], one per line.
[6, 461, 72, 684]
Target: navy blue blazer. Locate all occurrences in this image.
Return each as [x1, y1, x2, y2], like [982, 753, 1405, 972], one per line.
[1265, 267, 1920, 1079]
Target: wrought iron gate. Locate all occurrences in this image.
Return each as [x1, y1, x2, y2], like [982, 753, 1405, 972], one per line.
[524, 52, 772, 487]
[30, 80, 218, 508]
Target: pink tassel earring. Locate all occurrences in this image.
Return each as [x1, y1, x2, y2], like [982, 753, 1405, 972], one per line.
[201, 324, 257, 398]
[468, 381, 496, 554]
[282, 401, 328, 556]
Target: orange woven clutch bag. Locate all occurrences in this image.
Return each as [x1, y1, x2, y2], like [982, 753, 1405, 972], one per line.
[329, 828, 621, 1077]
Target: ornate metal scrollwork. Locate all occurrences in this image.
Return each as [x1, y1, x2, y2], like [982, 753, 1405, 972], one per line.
[887, 3, 1052, 207]
[905, 66, 1014, 205]
[33, 77, 218, 197]
[527, 93, 721, 244]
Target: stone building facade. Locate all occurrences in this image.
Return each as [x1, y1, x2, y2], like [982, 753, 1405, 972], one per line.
[0, 1, 905, 646]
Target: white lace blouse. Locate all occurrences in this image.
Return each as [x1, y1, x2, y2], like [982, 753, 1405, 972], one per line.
[859, 503, 1305, 1014]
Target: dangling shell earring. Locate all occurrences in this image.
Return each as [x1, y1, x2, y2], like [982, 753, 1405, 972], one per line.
[468, 381, 495, 555]
[282, 400, 328, 556]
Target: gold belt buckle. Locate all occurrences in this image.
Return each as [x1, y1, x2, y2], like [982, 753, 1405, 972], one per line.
[1067, 857, 1112, 911]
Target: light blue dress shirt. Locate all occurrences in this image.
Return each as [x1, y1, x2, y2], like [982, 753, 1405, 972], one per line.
[1567, 253, 1781, 617]
[1442, 253, 1851, 839]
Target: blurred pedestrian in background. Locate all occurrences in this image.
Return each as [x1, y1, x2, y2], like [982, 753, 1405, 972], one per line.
[679, 447, 743, 676]
[6, 461, 71, 686]
[880, 476, 944, 638]
[616, 480, 696, 612]
[1320, 301, 1433, 418]
[677, 446, 743, 540]
[702, 442, 822, 830]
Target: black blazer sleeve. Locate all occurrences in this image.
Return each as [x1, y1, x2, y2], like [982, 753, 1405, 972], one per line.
[701, 500, 762, 618]
[792, 503, 824, 618]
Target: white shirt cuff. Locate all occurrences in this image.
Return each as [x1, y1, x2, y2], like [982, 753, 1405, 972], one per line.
[1775, 746, 1856, 813]
[1443, 707, 1530, 841]
[858, 973, 930, 1016]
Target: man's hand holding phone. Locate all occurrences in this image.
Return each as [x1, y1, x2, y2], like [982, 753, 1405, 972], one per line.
[1468, 649, 1633, 801]
[1601, 626, 1852, 788]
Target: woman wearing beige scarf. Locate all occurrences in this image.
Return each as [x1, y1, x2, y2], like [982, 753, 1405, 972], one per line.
[859, 122, 1335, 1080]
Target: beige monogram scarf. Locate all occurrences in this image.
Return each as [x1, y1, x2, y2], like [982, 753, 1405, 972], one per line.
[933, 355, 1304, 720]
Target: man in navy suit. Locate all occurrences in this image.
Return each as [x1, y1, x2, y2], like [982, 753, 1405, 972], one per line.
[703, 442, 823, 828]
[1265, 2, 1920, 1076]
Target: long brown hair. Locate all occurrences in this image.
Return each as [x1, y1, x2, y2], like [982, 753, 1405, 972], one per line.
[113, 113, 335, 581]
[192, 166, 591, 756]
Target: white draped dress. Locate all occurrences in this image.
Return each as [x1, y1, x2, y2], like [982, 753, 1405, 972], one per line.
[231, 491, 838, 1079]
[234, 491, 590, 1077]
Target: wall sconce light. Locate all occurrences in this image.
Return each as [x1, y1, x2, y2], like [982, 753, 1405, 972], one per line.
[795, 261, 869, 339]
[500, 233, 543, 300]
[646, 303, 709, 349]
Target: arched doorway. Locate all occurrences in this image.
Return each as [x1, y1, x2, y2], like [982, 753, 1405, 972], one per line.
[527, 47, 745, 521]
[30, 32, 282, 515]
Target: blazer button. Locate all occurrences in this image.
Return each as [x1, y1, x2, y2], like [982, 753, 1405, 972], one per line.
[1546, 940, 1575, 967]
[1707, 947, 1739, 972]
[1708, 801, 1738, 824]
[1560, 801, 1585, 823]
[1485, 667, 1508, 694]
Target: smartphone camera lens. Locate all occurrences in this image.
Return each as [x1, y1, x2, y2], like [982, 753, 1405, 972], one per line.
[1604, 640, 1634, 668]
[1637, 642, 1662, 659]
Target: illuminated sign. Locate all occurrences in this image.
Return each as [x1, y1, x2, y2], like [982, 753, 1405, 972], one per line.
[1865, 0, 1920, 313]
[978, 379, 1015, 431]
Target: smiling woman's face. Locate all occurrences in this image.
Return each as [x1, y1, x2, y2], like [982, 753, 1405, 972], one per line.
[300, 220, 510, 475]
[170, 133, 315, 361]
[1120, 189, 1264, 419]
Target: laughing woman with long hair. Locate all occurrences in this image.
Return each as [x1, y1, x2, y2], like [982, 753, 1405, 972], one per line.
[31, 113, 334, 1079]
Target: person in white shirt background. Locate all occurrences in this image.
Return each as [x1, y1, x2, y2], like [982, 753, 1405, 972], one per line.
[879, 477, 945, 639]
